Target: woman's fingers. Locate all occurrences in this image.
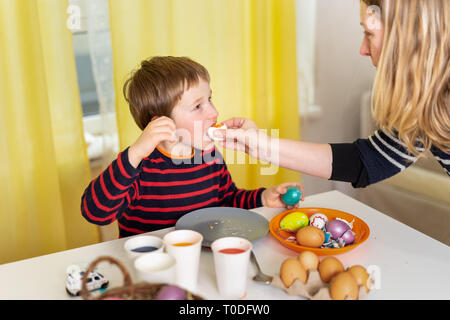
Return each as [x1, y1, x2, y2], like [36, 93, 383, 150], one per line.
[221, 117, 259, 130]
[217, 128, 260, 147]
[218, 140, 247, 153]
[221, 117, 246, 129]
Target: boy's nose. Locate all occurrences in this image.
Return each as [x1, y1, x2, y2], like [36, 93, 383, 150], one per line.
[208, 104, 219, 119]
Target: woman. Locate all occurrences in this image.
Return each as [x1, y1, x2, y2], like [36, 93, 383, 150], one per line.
[215, 0, 449, 188]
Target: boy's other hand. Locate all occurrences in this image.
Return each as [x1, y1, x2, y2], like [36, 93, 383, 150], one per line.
[261, 182, 304, 208]
[128, 116, 177, 168]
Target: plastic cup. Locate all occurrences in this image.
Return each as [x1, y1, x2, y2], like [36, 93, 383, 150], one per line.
[163, 230, 203, 292]
[211, 237, 252, 299]
[134, 252, 176, 284]
[124, 235, 164, 260]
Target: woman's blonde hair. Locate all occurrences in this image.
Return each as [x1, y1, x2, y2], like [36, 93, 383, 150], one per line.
[363, 0, 449, 156]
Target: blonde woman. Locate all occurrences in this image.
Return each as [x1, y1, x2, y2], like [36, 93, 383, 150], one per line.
[215, 0, 449, 187]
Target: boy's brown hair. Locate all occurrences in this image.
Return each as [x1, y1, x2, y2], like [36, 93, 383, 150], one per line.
[123, 56, 210, 130]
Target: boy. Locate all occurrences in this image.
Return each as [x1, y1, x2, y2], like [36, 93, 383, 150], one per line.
[81, 56, 303, 238]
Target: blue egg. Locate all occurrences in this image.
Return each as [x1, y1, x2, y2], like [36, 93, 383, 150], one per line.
[281, 186, 302, 206]
[323, 231, 332, 244]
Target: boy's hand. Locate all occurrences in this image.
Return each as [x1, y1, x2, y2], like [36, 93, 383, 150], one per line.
[128, 116, 177, 168]
[261, 182, 304, 208]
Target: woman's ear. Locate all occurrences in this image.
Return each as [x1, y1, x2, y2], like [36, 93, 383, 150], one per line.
[151, 115, 159, 121]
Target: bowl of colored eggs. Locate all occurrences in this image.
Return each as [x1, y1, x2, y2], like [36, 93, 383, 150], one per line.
[269, 208, 370, 256]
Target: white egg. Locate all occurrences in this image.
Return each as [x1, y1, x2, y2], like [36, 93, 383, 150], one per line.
[208, 124, 227, 141]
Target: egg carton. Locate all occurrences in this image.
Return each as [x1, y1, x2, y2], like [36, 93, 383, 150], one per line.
[270, 270, 369, 300]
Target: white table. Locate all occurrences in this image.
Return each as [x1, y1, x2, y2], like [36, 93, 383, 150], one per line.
[0, 191, 448, 300]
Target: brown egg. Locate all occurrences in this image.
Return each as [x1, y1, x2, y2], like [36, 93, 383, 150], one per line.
[330, 271, 359, 300]
[296, 226, 325, 248]
[280, 258, 307, 287]
[348, 265, 370, 292]
[298, 251, 319, 271]
[318, 257, 344, 283]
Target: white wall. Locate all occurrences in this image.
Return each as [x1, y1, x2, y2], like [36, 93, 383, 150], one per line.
[296, 0, 376, 196]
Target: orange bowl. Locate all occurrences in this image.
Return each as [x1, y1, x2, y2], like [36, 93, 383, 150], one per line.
[269, 208, 370, 256]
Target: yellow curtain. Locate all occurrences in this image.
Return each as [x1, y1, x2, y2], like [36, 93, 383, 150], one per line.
[0, 0, 99, 264]
[109, 0, 300, 189]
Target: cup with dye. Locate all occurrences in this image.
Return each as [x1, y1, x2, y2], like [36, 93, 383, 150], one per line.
[124, 235, 164, 260]
[211, 237, 252, 299]
[134, 252, 176, 284]
[163, 230, 203, 292]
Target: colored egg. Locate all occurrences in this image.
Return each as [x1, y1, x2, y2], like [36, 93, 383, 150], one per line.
[281, 186, 302, 206]
[309, 213, 328, 229]
[323, 231, 332, 244]
[280, 211, 309, 232]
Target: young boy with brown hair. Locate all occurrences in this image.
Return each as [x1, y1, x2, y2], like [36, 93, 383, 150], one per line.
[81, 56, 303, 238]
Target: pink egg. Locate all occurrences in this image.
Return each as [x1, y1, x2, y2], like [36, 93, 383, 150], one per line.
[341, 229, 356, 245]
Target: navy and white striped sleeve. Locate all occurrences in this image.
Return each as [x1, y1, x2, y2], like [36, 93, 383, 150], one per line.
[355, 130, 419, 184]
[430, 145, 450, 176]
[330, 129, 420, 188]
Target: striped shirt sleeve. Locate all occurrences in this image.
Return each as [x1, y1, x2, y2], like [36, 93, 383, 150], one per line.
[218, 162, 265, 209]
[430, 145, 450, 176]
[331, 129, 421, 188]
[81, 147, 140, 225]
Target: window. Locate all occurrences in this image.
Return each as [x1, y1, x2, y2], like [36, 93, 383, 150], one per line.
[73, 32, 100, 117]
[296, 0, 322, 119]
[69, 0, 119, 162]
[70, 0, 100, 117]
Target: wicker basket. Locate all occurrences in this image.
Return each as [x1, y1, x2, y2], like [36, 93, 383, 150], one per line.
[80, 256, 204, 300]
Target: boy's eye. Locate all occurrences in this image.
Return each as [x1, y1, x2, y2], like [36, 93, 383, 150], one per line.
[208, 96, 212, 102]
[194, 105, 201, 110]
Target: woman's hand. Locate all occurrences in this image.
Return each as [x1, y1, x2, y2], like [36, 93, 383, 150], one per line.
[216, 117, 333, 180]
[214, 117, 272, 161]
[220, 117, 259, 130]
[261, 182, 304, 208]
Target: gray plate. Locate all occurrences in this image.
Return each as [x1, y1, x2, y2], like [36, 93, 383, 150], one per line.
[175, 207, 269, 247]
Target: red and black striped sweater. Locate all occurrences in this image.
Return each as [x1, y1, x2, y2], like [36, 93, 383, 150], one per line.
[81, 146, 265, 238]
